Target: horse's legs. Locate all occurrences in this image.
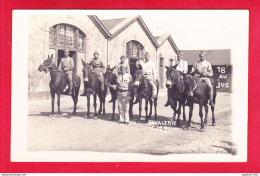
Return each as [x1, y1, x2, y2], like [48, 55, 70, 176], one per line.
[203, 103, 209, 125]
[184, 103, 193, 130]
[154, 98, 158, 120]
[176, 101, 182, 126]
[199, 103, 205, 132]
[145, 99, 149, 121]
[86, 93, 91, 118]
[103, 96, 106, 115]
[98, 95, 102, 115]
[50, 91, 55, 115]
[72, 87, 79, 115]
[171, 100, 177, 120]
[211, 104, 216, 126]
[111, 100, 116, 120]
[93, 93, 97, 117]
[57, 93, 61, 114]
[148, 99, 153, 118]
[138, 99, 142, 122]
[129, 96, 133, 120]
[182, 100, 186, 121]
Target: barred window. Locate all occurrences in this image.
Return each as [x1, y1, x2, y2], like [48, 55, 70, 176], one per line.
[126, 40, 144, 59]
[49, 24, 85, 52]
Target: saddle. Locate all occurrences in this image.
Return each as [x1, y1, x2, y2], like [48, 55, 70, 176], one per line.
[61, 73, 80, 94]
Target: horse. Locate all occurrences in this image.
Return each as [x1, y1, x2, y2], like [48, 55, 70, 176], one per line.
[183, 74, 217, 132]
[134, 69, 159, 123]
[37, 54, 81, 116]
[81, 59, 106, 119]
[104, 67, 135, 120]
[165, 65, 187, 125]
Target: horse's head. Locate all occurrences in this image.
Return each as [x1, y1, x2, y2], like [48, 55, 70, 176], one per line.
[184, 75, 196, 97]
[104, 67, 116, 86]
[38, 54, 55, 73]
[81, 59, 92, 82]
[165, 65, 179, 88]
[134, 68, 144, 87]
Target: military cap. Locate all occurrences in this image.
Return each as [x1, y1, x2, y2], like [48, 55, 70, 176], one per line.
[199, 50, 206, 56]
[120, 55, 126, 59]
[93, 50, 99, 55]
[64, 49, 70, 52]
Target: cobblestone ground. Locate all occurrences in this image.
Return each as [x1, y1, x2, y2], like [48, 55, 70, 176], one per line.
[27, 89, 233, 155]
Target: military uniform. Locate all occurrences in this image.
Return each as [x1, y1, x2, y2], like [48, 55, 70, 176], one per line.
[114, 62, 130, 76]
[173, 59, 188, 74]
[191, 51, 214, 106]
[58, 53, 74, 95]
[89, 57, 106, 91]
[116, 73, 133, 123]
[141, 59, 157, 98]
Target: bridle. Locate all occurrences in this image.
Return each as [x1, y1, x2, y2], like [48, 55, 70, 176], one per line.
[167, 68, 177, 85]
[186, 75, 199, 91]
[41, 60, 60, 72]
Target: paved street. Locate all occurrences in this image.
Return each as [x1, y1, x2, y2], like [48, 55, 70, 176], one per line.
[27, 89, 233, 155]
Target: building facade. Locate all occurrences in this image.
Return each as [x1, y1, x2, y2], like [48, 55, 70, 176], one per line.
[183, 49, 232, 92]
[28, 15, 179, 93]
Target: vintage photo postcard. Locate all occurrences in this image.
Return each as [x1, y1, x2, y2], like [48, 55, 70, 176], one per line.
[11, 10, 248, 162]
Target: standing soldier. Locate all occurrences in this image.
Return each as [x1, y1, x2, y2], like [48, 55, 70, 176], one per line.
[81, 50, 106, 96]
[108, 55, 130, 102]
[164, 50, 188, 107]
[191, 50, 215, 107]
[109, 55, 133, 125]
[58, 49, 74, 95]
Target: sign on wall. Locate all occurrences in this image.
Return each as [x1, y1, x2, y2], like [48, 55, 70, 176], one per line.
[188, 65, 232, 93]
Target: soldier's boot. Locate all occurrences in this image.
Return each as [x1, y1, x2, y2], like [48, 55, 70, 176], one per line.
[205, 79, 215, 107]
[152, 83, 157, 99]
[209, 88, 215, 107]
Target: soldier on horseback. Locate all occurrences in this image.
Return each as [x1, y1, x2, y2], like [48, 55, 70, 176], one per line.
[164, 50, 188, 107]
[58, 49, 74, 95]
[191, 50, 215, 107]
[81, 50, 106, 96]
[141, 52, 158, 98]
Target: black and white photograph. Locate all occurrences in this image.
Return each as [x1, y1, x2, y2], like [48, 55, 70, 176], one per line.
[11, 10, 248, 162]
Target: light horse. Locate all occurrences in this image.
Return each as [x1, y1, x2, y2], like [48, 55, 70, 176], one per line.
[38, 54, 81, 116]
[184, 74, 217, 132]
[81, 59, 106, 119]
[165, 65, 187, 125]
[104, 67, 135, 120]
[134, 69, 159, 123]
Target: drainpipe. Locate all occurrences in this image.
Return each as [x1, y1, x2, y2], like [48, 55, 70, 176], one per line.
[107, 38, 109, 66]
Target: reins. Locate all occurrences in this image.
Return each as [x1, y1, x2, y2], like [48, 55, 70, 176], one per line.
[186, 75, 200, 91]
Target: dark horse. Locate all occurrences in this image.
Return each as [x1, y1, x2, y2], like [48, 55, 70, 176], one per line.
[184, 75, 217, 132]
[81, 59, 106, 119]
[38, 54, 81, 116]
[134, 69, 159, 123]
[103, 67, 135, 120]
[165, 65, 187, 125]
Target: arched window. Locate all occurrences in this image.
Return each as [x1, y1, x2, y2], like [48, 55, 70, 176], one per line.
[126, 40, 145, 76]
[49, 24, 85, 52]
[126, 40, 144, 59]
[49, 24, 86, 74]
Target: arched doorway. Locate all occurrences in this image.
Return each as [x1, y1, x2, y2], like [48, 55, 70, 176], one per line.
[126, 40, 145, 76]
[159, 57, 164, 88]
[49, 24, 86, 74]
